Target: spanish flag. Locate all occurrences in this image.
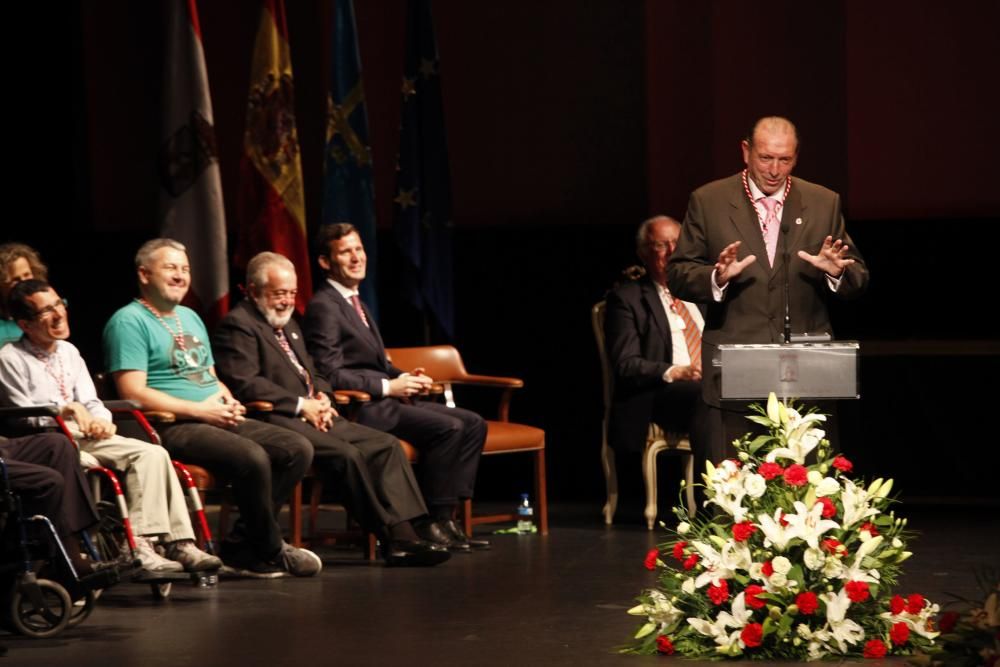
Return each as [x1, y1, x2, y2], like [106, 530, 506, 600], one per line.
[234, 0, 312, 312]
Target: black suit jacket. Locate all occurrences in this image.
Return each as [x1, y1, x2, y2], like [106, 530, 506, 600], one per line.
[303, 283, 405, 430]
[211, 299, 332, 415]
[604, 276, 703, 452]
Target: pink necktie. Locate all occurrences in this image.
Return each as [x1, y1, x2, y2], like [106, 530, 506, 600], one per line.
[350, 294, 370, 328]
[275, 328, 314, 397]
[759, 197, 781, 267]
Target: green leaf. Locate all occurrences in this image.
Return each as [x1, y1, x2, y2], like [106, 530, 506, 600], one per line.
[787, 564, 806, 590]
[777, 613, 794, 639]
[634, 622, 656, 639]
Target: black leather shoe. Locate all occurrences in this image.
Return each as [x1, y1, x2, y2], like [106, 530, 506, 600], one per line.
[382, 539, 450, 567]
[442, 519, 491, 550]
[416, 520, 470, 552]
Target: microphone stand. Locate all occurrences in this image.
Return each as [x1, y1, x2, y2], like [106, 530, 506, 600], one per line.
[781, 222, 791, 344]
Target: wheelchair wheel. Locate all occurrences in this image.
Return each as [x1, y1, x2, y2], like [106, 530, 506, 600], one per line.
[9, 578, 72, 638]
[67, 590, 96, 627]
[151, 582, 171, 599]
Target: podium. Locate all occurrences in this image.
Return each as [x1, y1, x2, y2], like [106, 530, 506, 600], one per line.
[718, 342, 860, 400]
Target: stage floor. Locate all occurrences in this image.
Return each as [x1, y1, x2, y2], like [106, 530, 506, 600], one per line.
[4, 503, 997, 666]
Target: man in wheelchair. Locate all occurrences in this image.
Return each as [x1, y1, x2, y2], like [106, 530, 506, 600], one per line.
[0, 280, 221, 574]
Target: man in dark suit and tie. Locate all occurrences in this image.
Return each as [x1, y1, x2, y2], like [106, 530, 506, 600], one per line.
[605, 216, 711, 471]
[212, 252, 448, 566]
[303, 224, 488, 551]
[667, 116, 868, 454]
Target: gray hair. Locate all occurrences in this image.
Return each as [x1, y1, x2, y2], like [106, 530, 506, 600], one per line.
[635, 215, 679, 254]
[247, 251, 296, 288]
[135, 238, 187, 269]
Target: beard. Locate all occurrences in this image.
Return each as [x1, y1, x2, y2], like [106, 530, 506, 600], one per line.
[254, 298, 294, 329]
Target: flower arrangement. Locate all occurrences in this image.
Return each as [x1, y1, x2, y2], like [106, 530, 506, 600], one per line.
[914, 567, 999, 667]
[626, 393, 939, 660]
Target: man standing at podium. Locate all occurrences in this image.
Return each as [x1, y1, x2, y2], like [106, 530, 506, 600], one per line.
[667, 116, 868, 456]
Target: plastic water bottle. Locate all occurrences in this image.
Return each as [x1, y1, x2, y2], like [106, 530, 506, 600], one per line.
[516, 493, 534, 533]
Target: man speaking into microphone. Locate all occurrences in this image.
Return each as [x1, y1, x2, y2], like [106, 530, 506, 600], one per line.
[666, 116, 869, 462]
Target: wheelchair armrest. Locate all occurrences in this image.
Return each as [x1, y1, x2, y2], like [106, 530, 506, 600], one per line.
[101, 399, 142, 412]
[0, 404, 61, 419]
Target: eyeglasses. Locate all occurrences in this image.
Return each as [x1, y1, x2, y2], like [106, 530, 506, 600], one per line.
[646, 242, 675, 253]
[33, 299, 68, 321]
[264, 289, 298, 301]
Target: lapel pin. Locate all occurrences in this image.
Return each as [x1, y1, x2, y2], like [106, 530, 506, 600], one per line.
[291, 332, 299, 340]
[795, 218, 803, 225]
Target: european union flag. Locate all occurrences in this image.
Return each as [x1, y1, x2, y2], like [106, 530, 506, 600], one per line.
[322, 0, 378, 318]
[393, 0, 454, 339]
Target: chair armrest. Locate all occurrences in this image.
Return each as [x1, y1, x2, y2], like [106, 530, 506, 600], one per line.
[449, 374, 524, 389]
[0, 404, 61, 419]
[141, 411, 177, 424]
[245, 401, 274, 414]
[332, 390, 371, 404]
[102, 399, 142, 412]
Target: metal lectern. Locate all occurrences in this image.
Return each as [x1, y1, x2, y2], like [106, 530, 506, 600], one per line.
[718, 342, 860, 401]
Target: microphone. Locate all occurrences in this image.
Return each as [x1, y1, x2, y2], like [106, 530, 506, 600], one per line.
[781, 222, 791, 343]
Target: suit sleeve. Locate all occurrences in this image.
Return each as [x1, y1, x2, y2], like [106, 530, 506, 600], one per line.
[827, 193, 869, 300]
[604, 288, 670, 391]
[303, 297, 388, 396]
[212, 317, 301, 416]
[667, 190, 719, 304]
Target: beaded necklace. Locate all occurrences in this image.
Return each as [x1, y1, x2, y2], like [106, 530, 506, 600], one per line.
[26, 339, 72, 402]
[136, 297, 187, 351]
[741, 169, 792, 228]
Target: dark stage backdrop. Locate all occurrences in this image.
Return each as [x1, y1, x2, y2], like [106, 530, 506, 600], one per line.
[5, 1, 998, 513]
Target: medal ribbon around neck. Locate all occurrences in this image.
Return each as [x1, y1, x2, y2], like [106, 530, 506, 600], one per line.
[27, 340, 72, 402]
[136, 297, 188, 351]
[741, 169, 792, 229]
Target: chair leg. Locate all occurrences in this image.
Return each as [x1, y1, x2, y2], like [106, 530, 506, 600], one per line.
[289, 481, 303, 548]
[534, 448, 548, 535]
[218, 496, 231, 543]
[643, 441, 667, 530]
[600, 439, 618, 525]
[461, 498, 473, 537]
[309, 476, 323, 543]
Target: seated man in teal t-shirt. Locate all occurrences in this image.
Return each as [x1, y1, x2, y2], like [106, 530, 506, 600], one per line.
[103, 238, 321, 578]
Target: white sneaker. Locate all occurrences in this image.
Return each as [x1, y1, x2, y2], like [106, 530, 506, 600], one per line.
[133, 536, 184, 573]
[164, 540, 223, 572]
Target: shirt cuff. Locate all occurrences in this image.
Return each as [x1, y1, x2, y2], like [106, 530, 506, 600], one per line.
[295, 397, 304, 416]
[380, 378, 390, 398]
[711, 269, 727, 302]
[663, 366, 676, 383]
[826, 273, 843, 292]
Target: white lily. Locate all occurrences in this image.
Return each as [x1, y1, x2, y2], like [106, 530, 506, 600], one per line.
[783, 500, 841, 550]
[690, 539, 752, 588]
[627, 589, 684, 631]
[815, 476, 841, 498]
[819, 588, 866, 653]
[837, 535, 884, 584]
[705, 461, 752, 521]
[687, 592, 752, 653]
[757, 508, 797, 552]
[879, 600, 941, 640]
[766, 413, 826, 464]
[840, 479, 879, 529]
[766, 392, 781, 423]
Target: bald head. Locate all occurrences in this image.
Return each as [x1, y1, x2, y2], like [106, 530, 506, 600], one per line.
[742, 116, 799, 195]
[748, 116, 799, 153]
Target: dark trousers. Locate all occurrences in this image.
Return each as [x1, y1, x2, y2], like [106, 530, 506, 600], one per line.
[263, 414, 427, 533]
[0, 433, 99, 538]
[364, 401, 485, 508]
[158, 419, 312, 559]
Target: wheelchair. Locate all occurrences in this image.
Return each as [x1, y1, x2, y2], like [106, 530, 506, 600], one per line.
[0, 454, 124, 638]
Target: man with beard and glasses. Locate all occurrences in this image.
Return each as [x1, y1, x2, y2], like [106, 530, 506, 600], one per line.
[103, 238, 321, 578]
[212, 252, 448, 566]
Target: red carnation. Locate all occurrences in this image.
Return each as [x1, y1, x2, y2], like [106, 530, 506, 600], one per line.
[655, 635, 675, 654]
[707, 579, 729, 605]
[846, 581, 872, 603]
[822, 538, 845, 556]
[863, 639, 887, 659]
[890, 595, 906, 615]
[758, 462, 784, 480]
[761, 560, 774, 577]
[815, 497, 837, 519]
[938, 611, 959, 633]
[783, 464, 808, 487]
[644, 548, 659, 570]
[744, 584, 766, 609]
[672, 541, 687, 561]
[778, 512, 789, 527]
[733, 521, 758, 542]
[859, 522, 879, 536]
[683, 554, 699, 570]
[796, 591, 819, 615]
[741, 622, 764, 648]
[832, 455, 854, 473]
[906, 594, 926, 614]
[890, 621, 910, 646]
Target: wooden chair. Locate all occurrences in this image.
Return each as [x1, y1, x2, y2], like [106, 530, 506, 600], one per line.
[591, 300, 695, 529]
[385, 345, 547, 536]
